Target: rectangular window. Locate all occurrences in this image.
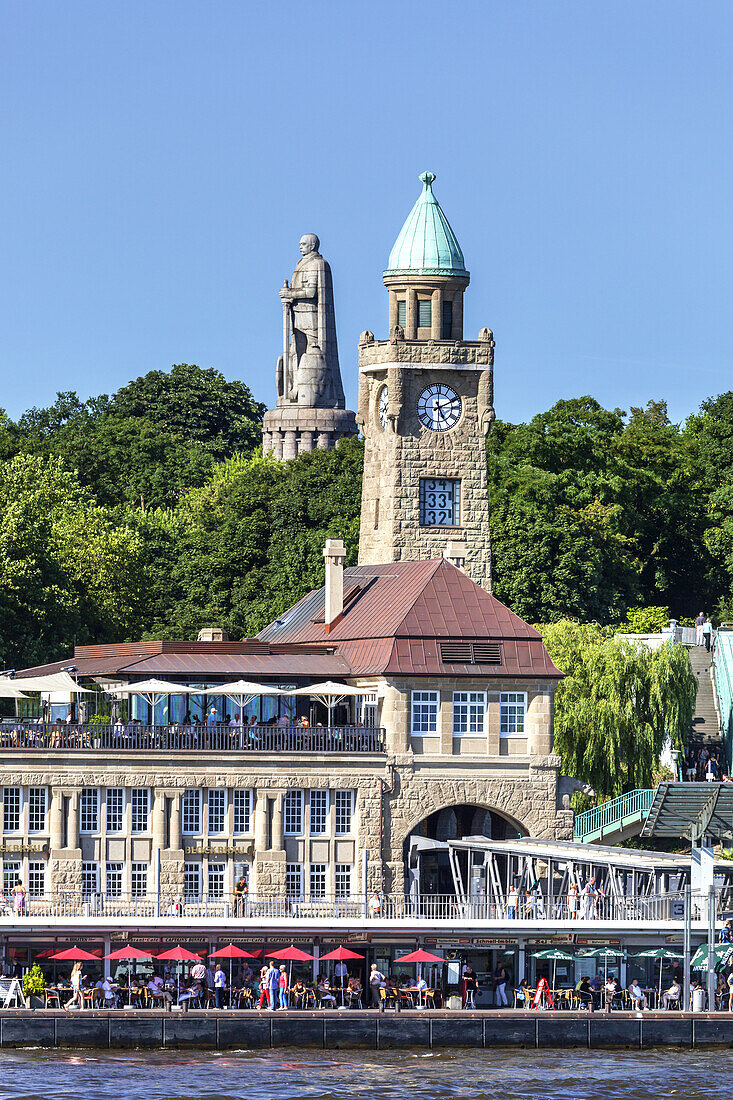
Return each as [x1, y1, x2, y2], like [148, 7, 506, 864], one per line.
[232, 790, 252, 835]
[131, 862, 148, 898]
[397, 299, 406, 327]
[182, 790, 202, 835]
[500, 692, 527, 736]
[441, 300, 453, 339]
[208, 862, 225, 898]
[131, 789, 149, 834]
[106, 789, 124, 834]
[285, 863, 303, 899]
[418, 299, 432, 328]
[309, 862, 327, 899]
[79, 788, 99, 834]
[208, 789, 226, 835]
[419, 477, 461, 527]
[184, 862, 202, 900]
[3, 788, 20, 833]
[106, 862, 123, 898]
[453, 691, 487, 736]
[411, 690, 439, 735]
[284, 790, 304, 836]
[357, 693, 378, 727]
[335, 863, 352, 899]
[2, 861, 21, 896]
[28, 788, 47, 834]
[81, 862, 99, 897]
[309, 790, 328, 835]
[28, 861, 45, 898]
[334, 790, 354, 836]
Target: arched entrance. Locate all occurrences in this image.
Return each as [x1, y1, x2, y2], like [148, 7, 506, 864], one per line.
[404, 803, 522, 897]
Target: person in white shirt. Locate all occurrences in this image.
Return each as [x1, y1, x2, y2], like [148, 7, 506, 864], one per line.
[628, 979, 647, 1010]
[214, 964, 227, 1009]
[506, 885, 519, 919]
[334, 960, 348, 988]
[148, 974, 173, 1007]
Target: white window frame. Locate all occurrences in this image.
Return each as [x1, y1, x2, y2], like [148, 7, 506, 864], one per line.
[309, 862, 327, 899]
[285, 863, 303, 899]
[131, 862, 148, 898]
[309, 790, 328, 835]
[79, 789, 99, 834]
[232, 790, 252, 835]
[3, 788, 21, 833]
[81, 861, 99, 897]
[208, 861, 225, 898]
[2, 861, 21, 895]
[106, 862, 124, 898]
[28, 788, 47, 834]
[184, 861, 202, 900]
[106, 788, 124, 834]
[500, 691, 527, 737]
[411, 690, 439, 736]
[284, 790, 304, 836]
[28, 860, 45, 898]
[334, 790, 354, 836]
[182, 790, 202, 835]
[131, 789, 149, 834]
[357, 693, 378, 728]
[335, 863, 352, 899]
[208, 789, 226, 835]
[452, 691, 487, 737]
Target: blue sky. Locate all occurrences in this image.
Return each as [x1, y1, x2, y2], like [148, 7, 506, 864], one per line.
[2, 1, 732, 425]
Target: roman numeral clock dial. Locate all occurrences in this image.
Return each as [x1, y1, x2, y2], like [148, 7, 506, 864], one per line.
[417, 384, 461, 431]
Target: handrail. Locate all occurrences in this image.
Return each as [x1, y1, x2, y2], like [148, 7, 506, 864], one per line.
[573, 788, 656, 842]
[713, 632, 733, 773]
[0, 723, 386, 754]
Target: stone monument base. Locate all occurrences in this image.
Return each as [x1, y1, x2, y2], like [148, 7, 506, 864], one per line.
[263, 407, 358, 459]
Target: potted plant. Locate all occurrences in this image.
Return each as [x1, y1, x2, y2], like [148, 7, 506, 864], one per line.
[23, 963, 47, 1009]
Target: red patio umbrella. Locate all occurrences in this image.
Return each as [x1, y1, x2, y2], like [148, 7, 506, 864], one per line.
[49, 946, 101, 961]
[104, 946, 153, 1005]
[209, 944, 258, 998]
[320, 946, 365, 1005]
[267, 945, 315, 993]
[397, 950, 444, 964]
[156, 945, 202, 1003]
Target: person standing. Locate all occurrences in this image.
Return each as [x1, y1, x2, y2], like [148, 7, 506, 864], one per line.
[369, 962, 385, 1008]
[568, 882, 579, 920]
[506, 883, 519, 919]
[695, 611, 705, 646]
[703, 617, 714, 652]
[278, 965, 288, 1009]
[267, 961, 280, 1011]
[493, 962, 508, 1008]
[214, 963, 226, 1009]
[12, 880, 26, 916]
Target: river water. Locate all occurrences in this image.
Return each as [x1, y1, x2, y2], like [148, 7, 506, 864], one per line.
[0, 1049, 730, 1100]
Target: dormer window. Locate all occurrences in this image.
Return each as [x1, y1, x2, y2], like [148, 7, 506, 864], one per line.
[418, 300, 432, 328]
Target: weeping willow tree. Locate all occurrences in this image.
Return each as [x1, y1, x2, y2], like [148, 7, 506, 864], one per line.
[539, 620, 697, 799]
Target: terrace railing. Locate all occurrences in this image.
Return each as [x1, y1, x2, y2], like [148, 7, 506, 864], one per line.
[1, 890, 723, 922]
[0, 723, 386, 754]
[573, 788, 656, 843]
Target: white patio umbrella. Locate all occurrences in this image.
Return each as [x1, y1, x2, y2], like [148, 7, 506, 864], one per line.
[8, 672, 92, 693]
[289, 681, 365, 725]
[106, 679, 199, 707]
[206, 681, 283, 715]
[0, 682, 28, 699]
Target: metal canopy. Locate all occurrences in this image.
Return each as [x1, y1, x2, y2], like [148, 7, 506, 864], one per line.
[641, 782, 733, 843]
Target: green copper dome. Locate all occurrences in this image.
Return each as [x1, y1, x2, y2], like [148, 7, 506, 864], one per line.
[385, 172, 468, 279]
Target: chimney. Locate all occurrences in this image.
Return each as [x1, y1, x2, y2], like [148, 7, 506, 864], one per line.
[197, 627, 229, 642]
[323, 538, 346, 632]
[444, 540, 467, 571]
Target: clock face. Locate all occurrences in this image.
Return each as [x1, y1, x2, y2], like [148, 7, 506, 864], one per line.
[378, 385, 389, 431]
[417, 384, 461, 431]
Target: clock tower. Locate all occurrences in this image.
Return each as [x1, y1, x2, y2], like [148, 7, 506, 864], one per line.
[357, 172, 495, 589]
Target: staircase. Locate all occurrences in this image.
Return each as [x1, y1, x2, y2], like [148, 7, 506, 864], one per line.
[573, 788, 655, 844]
[688, 646, 721, 747]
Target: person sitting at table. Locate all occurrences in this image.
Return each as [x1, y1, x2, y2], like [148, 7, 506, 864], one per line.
[515, 977, 530, 1008]
[316, 974, 337, 1007]
[589, 974, 604, 1010]
[627, 978, 647, 1011]
[575, 976, 594, 1011]
[148, 974, 173, 1008]
[661, 978, 681, 1010]
[346, 976, 363, 1007]
[178, 979, 204, 1010]
[291, 978, 308, 1009]
[604, 975, 622, 1011]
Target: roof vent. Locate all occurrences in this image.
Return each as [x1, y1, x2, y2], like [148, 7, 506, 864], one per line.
[197, 627, 229, 642]
[439, 641, 502, 665]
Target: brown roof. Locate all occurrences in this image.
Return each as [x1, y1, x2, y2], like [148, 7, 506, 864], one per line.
[257, 560, 562, 679]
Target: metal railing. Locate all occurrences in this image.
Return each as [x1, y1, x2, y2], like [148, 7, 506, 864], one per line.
[573, 788, 656, 843]
[0, 723, 386, 754]
[713, 629, 733, 773]
[1, 890, 723, 922]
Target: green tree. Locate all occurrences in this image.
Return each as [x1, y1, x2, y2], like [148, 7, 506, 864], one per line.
[0, 454, 143, 667]
[541, 620, 696, 798]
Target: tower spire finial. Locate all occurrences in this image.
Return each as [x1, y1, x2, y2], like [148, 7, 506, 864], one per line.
[419, 170, 436, 188]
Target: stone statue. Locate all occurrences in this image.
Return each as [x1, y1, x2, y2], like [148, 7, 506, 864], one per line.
[276, 234, 346, 409]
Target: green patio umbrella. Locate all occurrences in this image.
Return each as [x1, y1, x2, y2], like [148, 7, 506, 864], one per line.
[534, 948, 575, 991]
[691, 943, 733, 973]
[633, 948, 683, 1004]
[577, 946, 624, 983]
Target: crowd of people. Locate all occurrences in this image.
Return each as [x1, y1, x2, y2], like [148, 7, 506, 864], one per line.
[683, 744, 728, 782]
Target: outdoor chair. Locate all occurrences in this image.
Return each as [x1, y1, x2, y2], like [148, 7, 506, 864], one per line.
[44, 988, 60, 1009]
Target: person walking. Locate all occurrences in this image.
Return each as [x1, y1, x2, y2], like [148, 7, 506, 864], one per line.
[267, 961, 280, 1011]
[493, 962, 508, 1008]
[65, 961, 86, 1010]
[369, 962, 385, 1008]
[695, 611, 705, 646]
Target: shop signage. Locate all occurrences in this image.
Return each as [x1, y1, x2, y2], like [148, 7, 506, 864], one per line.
[183, 844, 254, 857]
[0, 843, 48, 855]
[473, 939, 513, 947]
[576, 938, 620, 946]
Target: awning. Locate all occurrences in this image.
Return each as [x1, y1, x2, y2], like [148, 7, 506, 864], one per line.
[8, 672, 92, 693]
[641, 782, 733, 843]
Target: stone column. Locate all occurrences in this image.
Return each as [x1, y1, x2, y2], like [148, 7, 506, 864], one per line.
[274, 433, 284, 460]
[283, 431, 297, 460]
[152, 789, 167, 850]
[431, 288, 442, 340]
[262, 431, 272, 455]
[271, 792, 285, 853]
[169, 793, 181, 853]
[49, 788, 64, 851]
[388, 291, 398, 332]
[299, 430, 314, 453]
[317, 431, 330, 450]
[406, 288, 417, 339]
[67, 790, 79, 850]
[254, 790, 268, 853]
